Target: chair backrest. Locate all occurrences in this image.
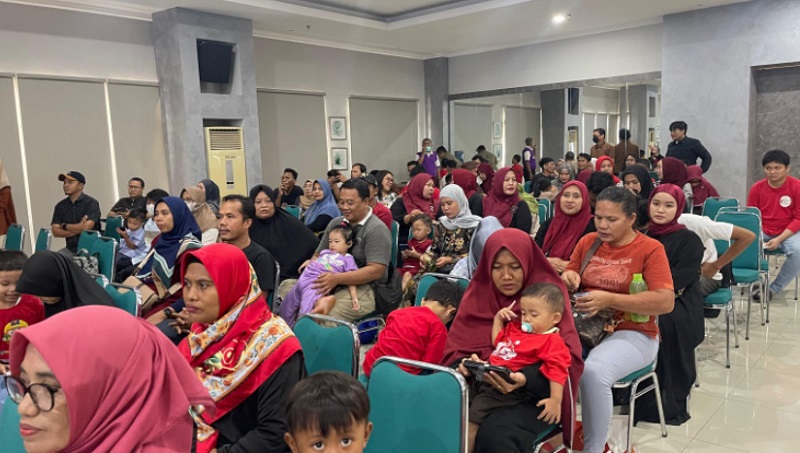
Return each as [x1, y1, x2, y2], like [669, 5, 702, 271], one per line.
[103, 216, 123, 242]
[4, 224, 25, 251]
[0, 400, 26, 453]
[524, 180, 533, 194]
[294, 313, 360, 377]
[414, 273, 470, 307]
[538, 203, 549, 225]
[366, 356, 467, 453]
[718, 205, 760, 218]
[284, 205, 301, 219]
[90, 236, 117, 281]
[35, 228, 52, 252]
[77, 230, 101, 253]
[390, 221, 399, 266]
[104, 283, 139, 316]
[702, 197, 739, 219]
[715, 211, 763, 271]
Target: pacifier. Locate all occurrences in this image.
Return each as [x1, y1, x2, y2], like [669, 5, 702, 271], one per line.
[521, 322, 533, 333]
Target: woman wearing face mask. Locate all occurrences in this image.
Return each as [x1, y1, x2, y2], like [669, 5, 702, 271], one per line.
[637, 184, 704, 426]
[471, 167, 532, 233]
[535, 181, 596, 274]
[197, 179, 221, 215]
[391, 174, 440, 245]
[180, 186, 219, 245]
[416, 137, 439, 180]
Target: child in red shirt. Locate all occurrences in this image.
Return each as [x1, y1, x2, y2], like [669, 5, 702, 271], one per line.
[512, 154, 525, 184]
[465, 282, 570, 453]
[399, 215, 433, 291]
[0, 251, 45, 372]
[363, 279, 463, 377]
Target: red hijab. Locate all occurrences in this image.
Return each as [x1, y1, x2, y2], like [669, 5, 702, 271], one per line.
[576, 168, 592, 185]
[441, 229, 583, 446]
[402, 173, 439, 217]
[686, 165, 719, 206]
[478, 163, 495, 193]
[9, 306, 214, 453]
[542, 181, 594, 260]
[178, 244, 301, 452]
[648, 183, 687, 238]
[660, 157, 688, 187]
[595, 156, 620, 183]
[482, 167, 521, 227]
[452, 168, 478, 198]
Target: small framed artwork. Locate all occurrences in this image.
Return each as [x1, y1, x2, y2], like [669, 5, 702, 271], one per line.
[492, 144, 503, 161]
[493, 121, 502, 139]
[331, 148, 348, 170]
[329, 116, 347, 140]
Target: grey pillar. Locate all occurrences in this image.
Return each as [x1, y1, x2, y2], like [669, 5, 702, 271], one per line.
[623, 85, 659, 152]
[541, 89, 566, 160]
[152, 8, 262, 194]
[424, 57, 449, 148]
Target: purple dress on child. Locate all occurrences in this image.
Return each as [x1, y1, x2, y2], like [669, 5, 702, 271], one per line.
[279, 249, 358, 327]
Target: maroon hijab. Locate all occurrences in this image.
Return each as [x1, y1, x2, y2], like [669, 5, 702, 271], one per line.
[478, 163, 495, 193]
[686, 165, 719, 206]
[576, 168, 592, 185]
[660, 157, 688, 187]
[482, 167, 520, 227]
[648, 183, 687, 238]
[441, 228, 583, 446]
[452, 168, 478, 198]
[402, 173, 439, 217]
[542, 181, 594, 260]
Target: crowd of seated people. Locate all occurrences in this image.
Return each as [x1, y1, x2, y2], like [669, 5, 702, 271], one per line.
[7, 128, 800, 453]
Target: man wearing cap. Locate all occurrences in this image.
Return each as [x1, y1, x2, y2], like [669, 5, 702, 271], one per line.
[363, 174, 392, 231]
[51, 171, 101, 256]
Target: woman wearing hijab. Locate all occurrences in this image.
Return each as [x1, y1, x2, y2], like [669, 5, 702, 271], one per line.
[181, 186, 219, 245]
[535, 181, 595, 274]
[6, 306, 214, 453]
[138, 196, 202, 318]
[391, 173, 439, 245]
[686, 165, 719, 214]
[477, 163, 495, 194]
[620, 163, 656, 230]
[178, 244, 303, 453]
[451, 168, 483, 209]
[298, 179, 315, 213]
[638, 184, 704, 426]
[421, 184, 482, 274]
[471, 167, 532, 233]
[656, 157, 693, 211]
[443, 229, 583, 452]
[304, 179, 342, 235]
[553, 162, 573, 191]
[0, 158, 16, 236]
[197, 179, 221, 215]
[449, 216, 503, 280]
[16, 251, 114, 318]
[249, 185, 319, 282]
[595, 156, 621, 184]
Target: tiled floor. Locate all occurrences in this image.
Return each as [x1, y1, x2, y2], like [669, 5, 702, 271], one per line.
[628, 286, 800, 452]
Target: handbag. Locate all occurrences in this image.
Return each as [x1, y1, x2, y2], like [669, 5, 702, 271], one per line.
[373, 264, 403, 317]
[117, 249, 181, 314]
[572, 238, 617, 350]
[72, 249, 99, 275]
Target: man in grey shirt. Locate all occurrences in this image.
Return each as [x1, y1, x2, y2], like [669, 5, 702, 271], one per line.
[306, 178, 391, 322]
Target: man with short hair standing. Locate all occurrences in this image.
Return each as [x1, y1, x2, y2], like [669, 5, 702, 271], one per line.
[107, 177, 146, 218]
[613, 129, 640, 174]
[590, 128, 614, 159]
[522, 137, 536, 182]
[666, 120, 712, 172]
[51, 171, 101, 257]
[273, 168, 304, 208]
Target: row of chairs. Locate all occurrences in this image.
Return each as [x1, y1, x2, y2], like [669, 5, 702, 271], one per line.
[3, 215, 123, 253]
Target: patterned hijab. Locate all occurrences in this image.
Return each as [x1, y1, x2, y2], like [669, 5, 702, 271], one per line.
[178, 244, 301, 452]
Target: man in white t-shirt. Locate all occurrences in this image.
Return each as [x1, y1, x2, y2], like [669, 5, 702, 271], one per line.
[678, 214, 756, 296]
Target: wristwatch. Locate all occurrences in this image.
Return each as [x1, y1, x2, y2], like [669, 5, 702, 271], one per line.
[163, 307, 174, 318]
[61, 223, 67, 230]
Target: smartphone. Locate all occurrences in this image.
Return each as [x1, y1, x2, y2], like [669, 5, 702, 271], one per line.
[463, 360, 516, 385]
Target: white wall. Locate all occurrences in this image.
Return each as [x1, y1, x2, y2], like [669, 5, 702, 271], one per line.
[448, 24, 662, 94]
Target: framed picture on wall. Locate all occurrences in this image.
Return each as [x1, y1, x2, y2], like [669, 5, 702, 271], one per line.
[329, 116, 347, 140]
[331, 148, 348, 170]
[493, 121, 502, 139]
[493, 144, 502, 161]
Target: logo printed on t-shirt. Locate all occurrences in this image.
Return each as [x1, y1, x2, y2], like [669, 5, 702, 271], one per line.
[780, 195, 792, 208]
[492, 339, 520, 361]
[3, 319, 29, 342]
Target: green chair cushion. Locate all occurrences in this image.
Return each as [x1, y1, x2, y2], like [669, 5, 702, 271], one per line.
[732, 268, 760, 283]
[617, 362, 655, 383]
[704, 288, 732, 306]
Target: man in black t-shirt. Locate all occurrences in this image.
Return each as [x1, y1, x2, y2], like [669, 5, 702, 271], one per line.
[273, 168, 304, 208]
[107, 177, 146, 218]
[51, 171, 101, 256]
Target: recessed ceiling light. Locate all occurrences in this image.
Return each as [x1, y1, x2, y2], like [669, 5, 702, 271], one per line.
[552, 14, 569, 24]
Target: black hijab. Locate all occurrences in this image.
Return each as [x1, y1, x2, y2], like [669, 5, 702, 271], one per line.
[199, 179, 221, 213]
[16, 251, 114, 318]
[248, 184, 319, 280]
[620, 164, 654, 200]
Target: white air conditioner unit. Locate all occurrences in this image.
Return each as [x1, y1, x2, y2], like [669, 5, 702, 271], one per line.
[204, 127, 246, 197]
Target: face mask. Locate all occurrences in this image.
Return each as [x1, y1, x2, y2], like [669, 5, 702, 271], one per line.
[476, 175, 483, 185]
[425, 146, 432, 153]
[185, 201, 196, 211]
[592, 136, 600, 144]
[146, 204, 154, 216]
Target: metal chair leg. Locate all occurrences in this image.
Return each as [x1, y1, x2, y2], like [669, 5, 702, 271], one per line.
[725, 303, 731, 368]
[652, 374, 668, 438]
[746, 284, 752, 340]
[732, 300, 740, 348]
[627, 381, 639, 453]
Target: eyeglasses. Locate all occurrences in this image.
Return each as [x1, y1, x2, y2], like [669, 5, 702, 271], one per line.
[4, 375, 61, 412]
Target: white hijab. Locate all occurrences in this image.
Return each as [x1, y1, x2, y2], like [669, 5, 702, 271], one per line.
[439, 184, 482, 230]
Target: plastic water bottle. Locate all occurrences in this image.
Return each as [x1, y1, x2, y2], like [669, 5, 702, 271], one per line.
[629, 273, 649, 323]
